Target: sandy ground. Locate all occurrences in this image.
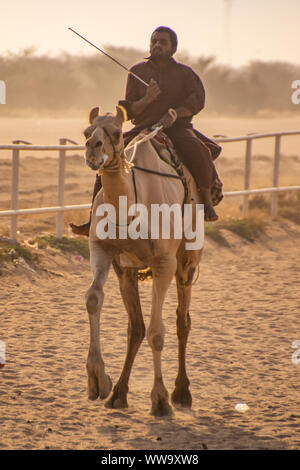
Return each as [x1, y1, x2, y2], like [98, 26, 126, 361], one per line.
[0, 116, 300, 450]
[0, 220, 300, 450]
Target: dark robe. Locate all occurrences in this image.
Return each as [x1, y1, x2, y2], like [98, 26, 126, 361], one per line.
[118, 57, 222, 189]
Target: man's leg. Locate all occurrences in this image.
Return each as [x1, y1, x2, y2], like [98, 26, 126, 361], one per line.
[165, 126, 218, 221]
[193, 128, 222, 161]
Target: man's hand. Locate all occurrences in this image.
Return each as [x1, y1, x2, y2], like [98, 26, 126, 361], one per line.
[130, 79, 160, 117]
[145, 78, 161, 103]
[158, 108, 178, 128]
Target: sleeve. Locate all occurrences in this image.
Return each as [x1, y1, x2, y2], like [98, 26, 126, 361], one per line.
[118, 66, 143, 120]
[181, 67, 205, 115]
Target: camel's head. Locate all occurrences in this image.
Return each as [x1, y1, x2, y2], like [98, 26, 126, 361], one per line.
[83, 106, 126, 171]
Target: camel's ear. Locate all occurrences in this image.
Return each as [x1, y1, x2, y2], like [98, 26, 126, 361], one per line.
[89, 107, 100, 124]
[115, 105, 127, 125]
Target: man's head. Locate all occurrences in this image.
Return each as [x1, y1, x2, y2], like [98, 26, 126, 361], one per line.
[150, 26, 178, 61]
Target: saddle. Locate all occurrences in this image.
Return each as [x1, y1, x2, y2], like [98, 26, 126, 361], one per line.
[130, 129, 223, 207]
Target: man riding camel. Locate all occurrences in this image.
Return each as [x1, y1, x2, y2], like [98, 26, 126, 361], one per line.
[71, 26, 222, 236]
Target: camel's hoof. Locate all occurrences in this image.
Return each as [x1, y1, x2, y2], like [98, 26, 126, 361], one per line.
[105, 385, 129, 409]
[105, 395, 128, 410]
[151, 397, 173, 417]
[88, 373, 112, 401]
[88, 388, 99, 401]
[171, 387, 192, 408]
[99, 374, 113, 400]
[88, 374, 99, 401]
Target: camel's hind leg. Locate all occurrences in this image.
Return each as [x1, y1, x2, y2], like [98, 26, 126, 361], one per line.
[86, 242, 114, 401]
[148, 257, 177, 417]
[171, 247, 202, 408]
[105, 259, 145, 409]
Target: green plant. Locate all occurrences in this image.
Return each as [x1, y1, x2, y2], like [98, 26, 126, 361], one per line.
[0, 242, 38, 263]
[219, 218, 263, 242]
[37, 235, 90, 259]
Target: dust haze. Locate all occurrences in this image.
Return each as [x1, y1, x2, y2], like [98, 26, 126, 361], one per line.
[1, 47, 300, 118]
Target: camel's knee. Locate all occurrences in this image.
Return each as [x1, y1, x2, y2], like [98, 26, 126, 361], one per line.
[86, 286, 104, 315]
[147, 326, 165, 352]
[129, 322, 146, 344]
[152, 334, 164, 351]
[86, 268, 107, 314]
[177, 266, 196, 286]
[176, 309, 191, 337]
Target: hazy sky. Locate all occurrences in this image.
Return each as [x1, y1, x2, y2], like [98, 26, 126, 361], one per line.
[1, 0, 299, 67]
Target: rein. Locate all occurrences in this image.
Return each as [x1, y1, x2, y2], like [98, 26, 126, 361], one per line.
[131, 165, 183, 180]
[98, 126, 189, 226]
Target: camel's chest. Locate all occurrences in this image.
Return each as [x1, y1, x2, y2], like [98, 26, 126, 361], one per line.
[119, 252, 147, 269]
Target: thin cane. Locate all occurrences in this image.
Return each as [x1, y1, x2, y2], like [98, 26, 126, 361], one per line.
[68, 27, 149, 88]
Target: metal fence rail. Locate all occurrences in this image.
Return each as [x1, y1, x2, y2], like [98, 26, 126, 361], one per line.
[0, 130, 300, 240]
[212, 130, 300, 216]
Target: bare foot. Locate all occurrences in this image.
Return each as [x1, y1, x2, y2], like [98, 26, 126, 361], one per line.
[69, 222, 90, 236]
[204, 205, 218, 222]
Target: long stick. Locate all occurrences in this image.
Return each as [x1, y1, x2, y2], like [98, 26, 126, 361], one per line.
[68, 27, 149, 87]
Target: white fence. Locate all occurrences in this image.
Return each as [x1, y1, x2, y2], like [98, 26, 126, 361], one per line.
[0, 131, 300, 241]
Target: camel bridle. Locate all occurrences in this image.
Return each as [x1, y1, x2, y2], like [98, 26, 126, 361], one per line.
[102, 126, 118, 161]
[93, 125, 189, 226]
[101, 126, 186, 184]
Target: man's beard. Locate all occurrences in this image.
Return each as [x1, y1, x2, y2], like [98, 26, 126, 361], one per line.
[149, 49, 173, 62]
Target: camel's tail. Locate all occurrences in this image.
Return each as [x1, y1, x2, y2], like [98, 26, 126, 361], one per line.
[137, 267, 152, 282]
[137, 264, 199, 284]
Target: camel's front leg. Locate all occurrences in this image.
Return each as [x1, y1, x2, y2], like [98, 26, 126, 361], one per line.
[105, 260, 145, 409]
[148, 257, 177, 417]
[86, 242, 113, 401]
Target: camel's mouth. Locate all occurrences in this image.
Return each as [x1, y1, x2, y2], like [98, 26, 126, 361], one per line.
[86, 153, 109, 171]
[86, 160, 101, 171]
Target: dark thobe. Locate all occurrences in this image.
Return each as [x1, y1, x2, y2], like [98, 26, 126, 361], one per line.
[119, 57, 222, 189]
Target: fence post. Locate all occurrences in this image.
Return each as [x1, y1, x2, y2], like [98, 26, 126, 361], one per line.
[56, 138, 67, 238]
[10, 140, 32, 240]
[242, 138, 253, 216]
[270, 134, 281, 217]
[56, 138, 79, 238]
[10, 148, 20, 240]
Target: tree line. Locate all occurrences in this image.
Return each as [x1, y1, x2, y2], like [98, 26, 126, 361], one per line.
[0, 46, 299, 116]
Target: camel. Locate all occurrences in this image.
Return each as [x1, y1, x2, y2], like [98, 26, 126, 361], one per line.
[83, 106, 203, 416]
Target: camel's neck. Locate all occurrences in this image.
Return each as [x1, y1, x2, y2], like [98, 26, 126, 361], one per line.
[100, 157, 135, 223]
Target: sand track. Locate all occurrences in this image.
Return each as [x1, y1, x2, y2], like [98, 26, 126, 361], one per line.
[1, 220, 300, 450]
